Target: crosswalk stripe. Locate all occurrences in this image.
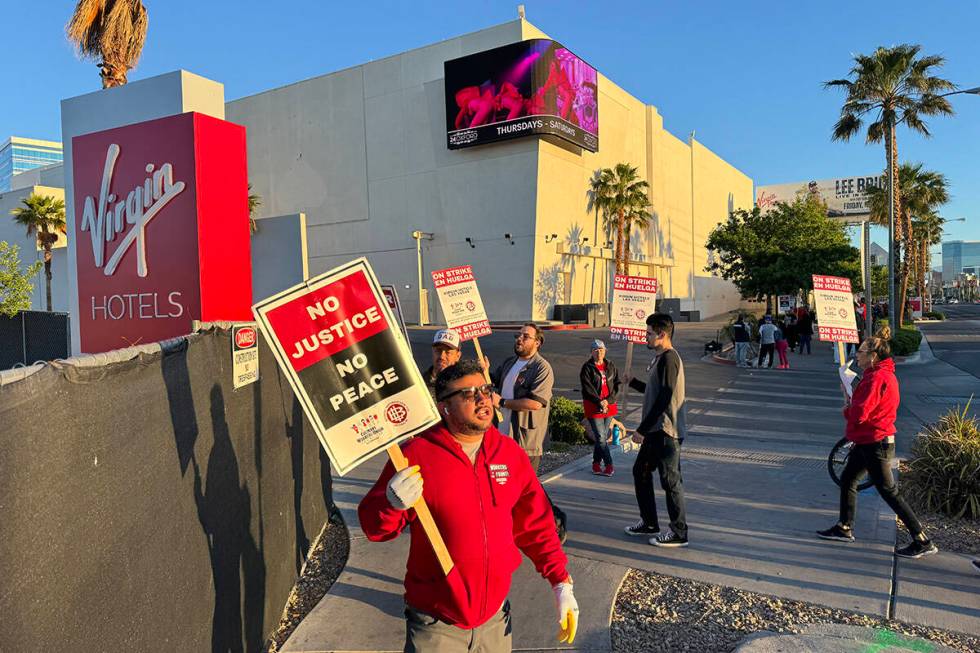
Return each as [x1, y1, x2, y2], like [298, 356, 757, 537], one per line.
[718, 387, 840, 401]
[687, 397, 832, 412]
[729, 380, 841, 394]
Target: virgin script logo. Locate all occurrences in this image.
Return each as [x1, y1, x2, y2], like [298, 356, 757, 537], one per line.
[80, 143, 186, 277]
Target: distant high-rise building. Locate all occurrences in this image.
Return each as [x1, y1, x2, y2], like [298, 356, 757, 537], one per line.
[943, 240, 980, 283]
[0, 136, 64, 192]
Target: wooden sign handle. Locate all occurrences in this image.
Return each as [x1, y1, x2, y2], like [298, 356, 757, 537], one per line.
[837, 341, 847, 369]
[471, 337, 503, 423]
[620, 341, 635, 416]
[386, 443, 455, 575]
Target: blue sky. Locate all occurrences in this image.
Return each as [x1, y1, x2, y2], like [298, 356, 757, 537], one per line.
[6, 1, 979, 250]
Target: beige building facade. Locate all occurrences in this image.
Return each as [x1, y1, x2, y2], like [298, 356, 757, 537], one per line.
[227, 18, 753, 322]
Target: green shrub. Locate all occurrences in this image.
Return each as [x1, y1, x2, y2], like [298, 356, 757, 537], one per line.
[906, 400, 980, 519]
[923, 311, 946, 321]
[890, 327, 922, 356]
[548, 396, 588, 445]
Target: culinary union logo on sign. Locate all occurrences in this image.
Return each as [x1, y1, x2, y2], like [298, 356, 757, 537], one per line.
[80, 143, 186, 277]
[385, 401, 410, 426]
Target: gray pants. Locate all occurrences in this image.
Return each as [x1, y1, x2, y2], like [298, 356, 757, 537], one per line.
[405, 601, 512, 652]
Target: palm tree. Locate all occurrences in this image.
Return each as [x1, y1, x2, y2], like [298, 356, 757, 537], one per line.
[867, 163, 948, 323]
[11, 194, 67, 312]
[66, 0, 148, 88]
[247, 183, 262, 234]
[825, 44, 955, 322]
[912, 212, 945, 306]
[588, 163, 652, 275]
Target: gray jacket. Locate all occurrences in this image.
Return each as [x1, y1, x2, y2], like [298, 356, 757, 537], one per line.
[492, 353, 554, 456]
[628, 348, 687, 439]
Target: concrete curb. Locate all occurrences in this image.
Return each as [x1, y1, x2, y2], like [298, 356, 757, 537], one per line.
[734, 623, 959, 652]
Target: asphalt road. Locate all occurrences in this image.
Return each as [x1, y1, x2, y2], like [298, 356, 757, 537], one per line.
[919, 303, 980, 379]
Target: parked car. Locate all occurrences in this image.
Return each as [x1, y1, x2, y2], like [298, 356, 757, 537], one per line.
[949, 298, 960, 304]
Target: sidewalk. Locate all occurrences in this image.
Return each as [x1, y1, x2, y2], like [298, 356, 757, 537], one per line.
[282, 336, 979, 651]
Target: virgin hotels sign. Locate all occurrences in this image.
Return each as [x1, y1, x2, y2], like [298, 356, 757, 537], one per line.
[72, 113, 253, 353]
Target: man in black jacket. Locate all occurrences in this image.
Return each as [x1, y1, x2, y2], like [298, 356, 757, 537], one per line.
[624, 313, 689, 548]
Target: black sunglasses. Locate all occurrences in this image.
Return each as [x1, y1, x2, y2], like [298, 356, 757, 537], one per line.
[438, 383, 494, 402]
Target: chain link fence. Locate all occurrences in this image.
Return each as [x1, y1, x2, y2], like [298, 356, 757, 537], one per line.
[0, 311, 69, 370]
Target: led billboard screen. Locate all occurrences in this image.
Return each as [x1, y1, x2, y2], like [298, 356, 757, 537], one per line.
[444, 39, 598, 152]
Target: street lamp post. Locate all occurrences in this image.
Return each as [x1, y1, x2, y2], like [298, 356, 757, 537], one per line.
[411, 230, 434, 326]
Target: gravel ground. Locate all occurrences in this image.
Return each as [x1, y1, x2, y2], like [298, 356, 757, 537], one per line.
[612, 570, 980, 653]
[265, 513, 350, 653]
[897, 463, 979, 555]
[538, 443, 593, 476]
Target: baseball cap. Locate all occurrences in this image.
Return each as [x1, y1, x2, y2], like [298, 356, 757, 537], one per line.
[432, 329, 460, 349]
[591, 339, 606, 350]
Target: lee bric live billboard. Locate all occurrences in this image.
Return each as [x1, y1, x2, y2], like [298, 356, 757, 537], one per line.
[444, 39, 599, 152]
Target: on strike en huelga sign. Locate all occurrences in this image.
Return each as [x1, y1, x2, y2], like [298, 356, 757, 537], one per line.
[232, 324, 259, 389]
[610, 275, 658, 343]
[252, 258, 439, 475]
[812, 275, 859, 343]
[431, 265, 492, 340]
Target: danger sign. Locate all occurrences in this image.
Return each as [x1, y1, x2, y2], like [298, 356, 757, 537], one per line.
[812, 274, 859, 344]
[431, 265, 491, 340]
[253, 258, 439, 475]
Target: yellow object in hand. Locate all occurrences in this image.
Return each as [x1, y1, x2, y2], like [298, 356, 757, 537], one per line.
[553, 581, 579, 644]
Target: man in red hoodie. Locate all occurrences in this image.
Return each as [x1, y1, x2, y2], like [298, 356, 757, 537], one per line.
[359, 359, 579, 652]
[817, 328, 937, 558]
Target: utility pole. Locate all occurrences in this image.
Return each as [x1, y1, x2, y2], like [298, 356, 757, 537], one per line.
[412, 230, 433, 325]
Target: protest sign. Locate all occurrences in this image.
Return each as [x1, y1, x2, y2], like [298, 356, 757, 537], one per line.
[431, 265, 491, 340]
[812, 275, 859, 344]
[253, 259, 439, 474]
[610, 275, 659, 343]
[777, 295, 796, 315]
[231, 324, 259, 389]
[254, 258, 452, 573]
[431, 265, 501, 420]
[380, 284, 409, 339]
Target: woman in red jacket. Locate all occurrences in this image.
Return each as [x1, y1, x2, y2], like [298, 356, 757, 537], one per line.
[817, 327, 937, 559]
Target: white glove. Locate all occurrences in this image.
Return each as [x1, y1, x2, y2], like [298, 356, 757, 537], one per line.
[386, 465, 423, 511]
[553, 581, 579, 644]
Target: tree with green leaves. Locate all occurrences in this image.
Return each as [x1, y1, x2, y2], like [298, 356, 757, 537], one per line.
[706, 192, 861, 311]
[11, 193, 66, 312]
[66, 0, 148, 88]
[825, 44, 955, 322]
[587, 163, 652, 275]
[0, 242, 42, 318]
[866, 163, 949, 323]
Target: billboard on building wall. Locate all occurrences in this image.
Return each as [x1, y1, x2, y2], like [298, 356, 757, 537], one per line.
[444, 39, 599, 152]
[755, 175, 884, 218]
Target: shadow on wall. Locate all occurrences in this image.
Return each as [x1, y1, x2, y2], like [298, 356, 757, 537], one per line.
[158, 331, 332, 652]
[534, 263, 563, 318]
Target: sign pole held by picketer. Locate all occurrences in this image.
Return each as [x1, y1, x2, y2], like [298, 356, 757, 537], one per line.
[609, 274, 659, 416]
[430, 264, 501, 421]
[253, 257, 453, 575]
[385, 441, 454, 575]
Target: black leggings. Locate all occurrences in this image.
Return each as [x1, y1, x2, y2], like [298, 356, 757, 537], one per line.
[839, 440, 923, 536]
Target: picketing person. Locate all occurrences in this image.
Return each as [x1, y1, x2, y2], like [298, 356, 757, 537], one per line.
[731, 314, 751, 368]
[757, 315, 777, 369]
[489, 323, 554, 472]
[489, 322, 568, 543]
[623, 313, 690, 548]
[816, 326, 938, 559]
[797, 306, 814, 355]
[422, 329, 462, 401]
[774, 321, 790, 369]
[359, 359, 580, 652]
[579, 338, 621, 476]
